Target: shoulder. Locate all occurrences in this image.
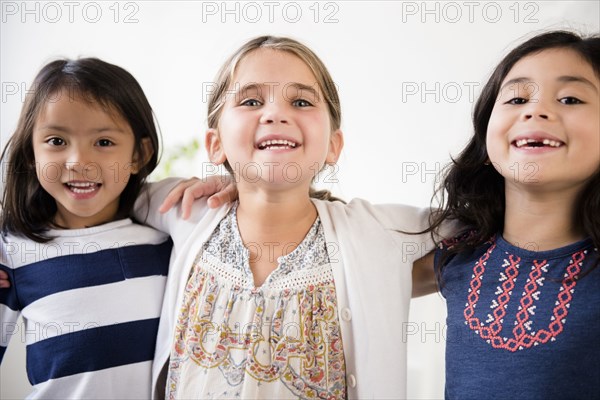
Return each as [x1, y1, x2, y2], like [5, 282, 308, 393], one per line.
[314, 198, 430, 229]
[434, 230, 492, 271]
[438, 230, 479, 252]
[314, 199, 436, 259]
[1, 232, 19, 269]
[114, 221, 170, 244]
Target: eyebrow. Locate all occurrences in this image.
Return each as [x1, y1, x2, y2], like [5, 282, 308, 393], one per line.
[499, 77, 532, 92]
[235, 82, 320, 99]
[38, 125, 127, 133]
[285, 83, 320, 98]
[500, 75, 598, 93]
[557, 75, 598, 92]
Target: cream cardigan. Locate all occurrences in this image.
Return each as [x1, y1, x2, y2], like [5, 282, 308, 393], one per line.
[137, 178, 434, 399]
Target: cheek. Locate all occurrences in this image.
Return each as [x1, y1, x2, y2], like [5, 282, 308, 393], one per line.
[32, 142, 48, 163]
[100, 153, 136, 182]
[581, 118, 600, 150]
[303, 114, 331, 140]
[32, 150, 58, 183]
[35, 161, 62, 185]
[312, 112, 331, 129]
[486, 108, 506, 138]
[485, 109, 511, 160]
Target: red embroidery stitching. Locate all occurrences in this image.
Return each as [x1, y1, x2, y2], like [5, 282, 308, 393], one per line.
[463, 243, 585, 352]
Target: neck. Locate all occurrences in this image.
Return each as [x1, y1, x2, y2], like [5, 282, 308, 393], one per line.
[234, 183, 318, 287]
[503, 183, 583, 251]
[235, 182, 317, 248]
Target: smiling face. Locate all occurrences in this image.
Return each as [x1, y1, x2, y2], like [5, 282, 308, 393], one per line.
[206, 48, 343, 191]
[33, 89, 142, 228]
[486, 48, 600, 193]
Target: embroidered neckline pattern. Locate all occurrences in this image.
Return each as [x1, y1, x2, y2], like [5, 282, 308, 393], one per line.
[463, 242, 586, 352]
[166, 202, 346, 399]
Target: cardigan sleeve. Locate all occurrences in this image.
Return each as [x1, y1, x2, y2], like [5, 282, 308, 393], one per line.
[340, 200, 433, 262]
[133, 178, 211, 238]
[366, 201, 461, 258]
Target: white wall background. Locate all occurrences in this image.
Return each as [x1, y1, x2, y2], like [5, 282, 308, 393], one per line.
[1, 1, 598, 398]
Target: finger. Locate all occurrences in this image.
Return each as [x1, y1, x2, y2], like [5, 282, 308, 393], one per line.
[159, 180, 197, 213]
[181, 188, 197, 220]
[0, 271, 11, 288]
[158, 185, 186, 213]
[191, 179, 219, 199]
[207, 183, 238, 208]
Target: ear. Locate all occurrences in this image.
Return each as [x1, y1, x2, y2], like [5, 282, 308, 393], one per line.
[325, 129, 344, 165]
[205, 128, 227, 165]
[131, 137, 154, 174]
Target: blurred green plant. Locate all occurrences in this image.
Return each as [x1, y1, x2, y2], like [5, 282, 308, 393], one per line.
[151, 138, 201, 180]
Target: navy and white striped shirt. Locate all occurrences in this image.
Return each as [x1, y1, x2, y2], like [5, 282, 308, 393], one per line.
[0, 219, 172, 399]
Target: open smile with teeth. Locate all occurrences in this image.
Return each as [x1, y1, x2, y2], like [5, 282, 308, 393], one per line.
[65, 182, 101, 194]
[257, 139, 299, 150]
[513, 138, 564, 148]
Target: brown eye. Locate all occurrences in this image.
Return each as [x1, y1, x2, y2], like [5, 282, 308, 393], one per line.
[506, 97, 528, 105]
[559, 97, 583, 105]
[96, 139, 114, 147]
[47, 137, 65, 146]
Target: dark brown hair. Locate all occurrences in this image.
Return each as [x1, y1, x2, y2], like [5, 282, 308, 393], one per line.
[1, 58, 160, 242]
[428, 30, 600, 273]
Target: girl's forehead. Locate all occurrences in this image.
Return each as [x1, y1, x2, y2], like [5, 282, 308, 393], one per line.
[232, 48, 319, 87]
[36, 88, 130, 128]
[43, 88, 117, 114]
[505, 48, 596, 82]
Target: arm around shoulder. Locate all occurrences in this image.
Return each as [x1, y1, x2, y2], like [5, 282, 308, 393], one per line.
[134, 177, 209, 234]
[412, 251, 438, 297]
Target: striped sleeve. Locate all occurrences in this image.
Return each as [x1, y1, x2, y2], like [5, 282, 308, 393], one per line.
[0, 252, 21, 363]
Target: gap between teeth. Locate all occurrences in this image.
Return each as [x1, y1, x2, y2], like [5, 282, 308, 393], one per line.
[515, 139, 562, 148]
[68, 182, 97, 188]
[71, 187, 95, 194]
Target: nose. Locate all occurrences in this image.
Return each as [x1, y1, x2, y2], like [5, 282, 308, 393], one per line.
[64, 146, 92, 173]
[259, 102, 289, 125]
[521, 98, 553, 121]
[523, 112, 549, 120]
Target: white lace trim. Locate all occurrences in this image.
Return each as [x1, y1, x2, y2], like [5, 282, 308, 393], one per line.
[198, 252, 253, 288]
[198, 252, 334, 292]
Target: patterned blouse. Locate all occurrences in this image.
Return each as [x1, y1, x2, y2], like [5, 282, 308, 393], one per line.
[166, 203, 347, 399]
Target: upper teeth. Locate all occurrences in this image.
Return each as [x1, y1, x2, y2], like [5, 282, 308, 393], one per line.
[67, 182, 98, 194]
[259, 139, 297, 149]
[68, 182, 96, 188]
[515, 138, 562, 148]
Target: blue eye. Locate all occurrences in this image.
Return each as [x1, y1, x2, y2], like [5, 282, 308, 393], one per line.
[293, 99, 312, 107]
[559, 96, 583, 105]
[241, 99, 261, 107]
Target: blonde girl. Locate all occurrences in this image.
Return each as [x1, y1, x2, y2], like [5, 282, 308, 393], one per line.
[137, 36, 438, 399]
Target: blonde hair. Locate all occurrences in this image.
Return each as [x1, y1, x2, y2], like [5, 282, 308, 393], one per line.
[207, 35, 341, 131]
[207, 35, 344, 202]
